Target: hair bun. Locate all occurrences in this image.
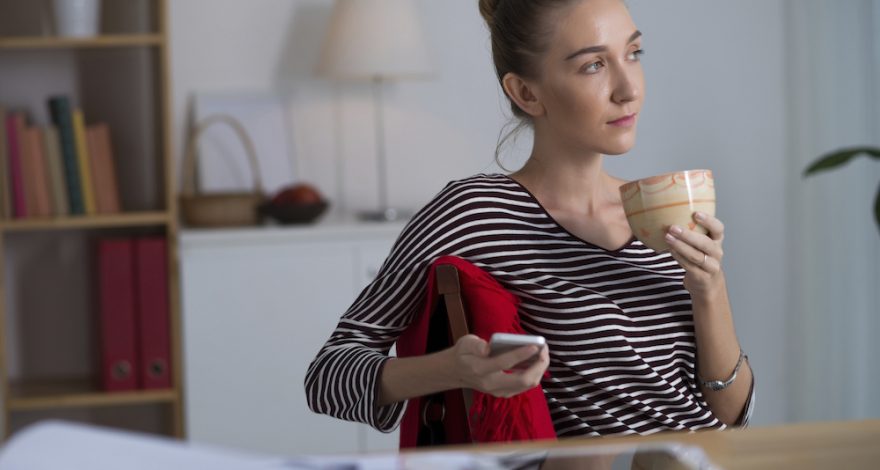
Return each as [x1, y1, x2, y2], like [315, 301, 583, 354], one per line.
[478, 0, 500, 27]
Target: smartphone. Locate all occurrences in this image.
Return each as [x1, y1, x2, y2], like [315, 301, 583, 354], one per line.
[489, 333, 546, 370]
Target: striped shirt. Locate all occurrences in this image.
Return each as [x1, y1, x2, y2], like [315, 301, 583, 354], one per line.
[305, 173, 754, 437]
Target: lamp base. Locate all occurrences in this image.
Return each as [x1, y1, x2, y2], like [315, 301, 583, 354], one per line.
[357, 207, 411, 222]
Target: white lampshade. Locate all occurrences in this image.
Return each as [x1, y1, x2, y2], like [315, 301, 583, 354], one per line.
[319, 0, 433, 80]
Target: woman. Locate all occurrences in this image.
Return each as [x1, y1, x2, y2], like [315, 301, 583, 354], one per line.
[305, 0, 754, 437]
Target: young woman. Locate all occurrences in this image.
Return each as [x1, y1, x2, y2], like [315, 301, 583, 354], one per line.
[305, 0, 754, 437]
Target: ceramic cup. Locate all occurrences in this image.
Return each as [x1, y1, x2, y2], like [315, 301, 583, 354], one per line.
[53, 0, 101, 38]
[618, 169, 716, 252]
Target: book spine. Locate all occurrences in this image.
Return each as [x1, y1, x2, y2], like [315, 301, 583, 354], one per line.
[6, 114, 27, 218]
[26, 128, 52, 217]
[0, 107, 9, 219]
[48, 96, 84, 215]
[90, 123, 121, 213]
[72, 109, 96, 215]
[42, 127, 70, 217]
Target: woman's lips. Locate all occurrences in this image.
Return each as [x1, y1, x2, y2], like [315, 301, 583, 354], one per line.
[608, 113, 637, 127]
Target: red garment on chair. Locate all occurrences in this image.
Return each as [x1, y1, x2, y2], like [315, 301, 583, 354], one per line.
[396, 256, 557, 448]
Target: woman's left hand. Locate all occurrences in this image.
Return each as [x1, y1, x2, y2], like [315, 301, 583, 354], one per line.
[665, 211, 726, 299]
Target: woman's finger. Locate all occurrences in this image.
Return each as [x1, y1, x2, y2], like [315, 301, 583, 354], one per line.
[666, 225, 722, 260]
[666, 234, 718, 273]
[693, 211, 724, 242]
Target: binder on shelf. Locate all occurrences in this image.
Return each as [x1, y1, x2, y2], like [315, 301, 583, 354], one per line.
[47, 96, 84, 215]
[97, 238, 139, 392]
[134, 236, 172, 389]
[0, 106, 10, 219]
[5, 113, 27, 219]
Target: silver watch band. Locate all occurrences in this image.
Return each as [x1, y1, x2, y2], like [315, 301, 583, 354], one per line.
[697, 349, 747, 392]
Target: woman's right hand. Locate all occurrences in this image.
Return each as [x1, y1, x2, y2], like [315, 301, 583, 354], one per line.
[446, 334, 550, 398]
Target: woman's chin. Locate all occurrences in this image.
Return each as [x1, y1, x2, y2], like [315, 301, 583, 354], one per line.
[600, 138, 637, 156]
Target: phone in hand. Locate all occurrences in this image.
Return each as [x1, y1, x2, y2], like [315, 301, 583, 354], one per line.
[489, 333, 546, 370]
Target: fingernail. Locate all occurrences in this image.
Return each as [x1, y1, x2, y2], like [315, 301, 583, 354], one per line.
[665, 233, 676, 243]
[670, 225, 683, 235]
[695, 212, 705, 220]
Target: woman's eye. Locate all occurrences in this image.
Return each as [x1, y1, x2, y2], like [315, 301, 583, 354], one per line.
[581, 61, 603, 74]
[628, 49, 645, 61]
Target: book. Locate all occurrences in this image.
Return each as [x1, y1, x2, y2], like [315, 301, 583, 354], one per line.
[25, 128, 52, 218]
[72, 109, 96, 214]
[97, 238, 139, 392]
[134, 237, 171, 389]
[5, 113, 27, 218]
[42, 127, 70, 217]
[0, 106, 9, 219]
[87, 124, 121, 214]
[47, 96, 84, 215]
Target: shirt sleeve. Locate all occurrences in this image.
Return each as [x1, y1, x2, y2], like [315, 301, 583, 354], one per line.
[303, 262, 428, 432]
[304, 177, 518, 432]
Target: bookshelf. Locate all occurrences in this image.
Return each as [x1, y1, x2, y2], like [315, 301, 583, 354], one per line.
[0, 0, 183, 440]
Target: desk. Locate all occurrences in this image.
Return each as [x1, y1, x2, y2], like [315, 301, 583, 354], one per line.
[449, 420, 880, 469]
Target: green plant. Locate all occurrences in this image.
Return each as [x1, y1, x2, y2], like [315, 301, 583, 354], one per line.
[804, 146, 880, 232]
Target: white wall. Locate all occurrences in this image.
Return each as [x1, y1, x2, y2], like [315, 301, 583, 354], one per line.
[169, 0, 878, 429]
[784, 0, 880, 422]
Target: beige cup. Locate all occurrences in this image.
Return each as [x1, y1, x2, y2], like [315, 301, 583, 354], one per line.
[619, 169, 716, 252]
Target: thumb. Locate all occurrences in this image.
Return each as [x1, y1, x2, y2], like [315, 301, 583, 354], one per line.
[457, 334, 489, 357]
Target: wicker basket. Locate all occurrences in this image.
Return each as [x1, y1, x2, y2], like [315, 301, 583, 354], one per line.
[179, 114, 265, 228]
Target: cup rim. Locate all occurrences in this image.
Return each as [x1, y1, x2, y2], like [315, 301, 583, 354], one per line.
[618, 169, 713, 193]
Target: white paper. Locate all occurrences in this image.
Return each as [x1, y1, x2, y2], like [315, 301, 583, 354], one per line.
[0, 421, 288, 470]
[0, 421, 721, 470]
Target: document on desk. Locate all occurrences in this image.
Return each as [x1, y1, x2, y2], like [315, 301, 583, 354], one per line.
[285, 443, 721, 470]
[0, 421, 721, 470]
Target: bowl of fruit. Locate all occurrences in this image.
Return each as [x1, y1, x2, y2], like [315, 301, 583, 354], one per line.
[258, 183, 329, 225]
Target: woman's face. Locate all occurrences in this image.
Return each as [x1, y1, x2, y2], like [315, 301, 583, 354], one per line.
[533, 0, 644, 156]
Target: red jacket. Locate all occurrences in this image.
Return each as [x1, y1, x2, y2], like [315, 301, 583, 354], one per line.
[396, 256, 557, 448]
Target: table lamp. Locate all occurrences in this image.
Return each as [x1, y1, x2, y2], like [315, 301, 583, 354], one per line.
[318, 0, 433, 221]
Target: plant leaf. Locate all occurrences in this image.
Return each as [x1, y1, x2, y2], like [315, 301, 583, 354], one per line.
[804, 147, 880, 177]
[875, 183, 880, 235]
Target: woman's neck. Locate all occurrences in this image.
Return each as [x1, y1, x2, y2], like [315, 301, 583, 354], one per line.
[510, 139, 620, 217]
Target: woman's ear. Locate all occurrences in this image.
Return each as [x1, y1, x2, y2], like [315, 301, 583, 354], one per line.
[501, 73, 545, 118]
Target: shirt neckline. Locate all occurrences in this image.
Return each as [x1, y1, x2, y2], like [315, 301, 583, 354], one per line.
[497, 173, 638, 254]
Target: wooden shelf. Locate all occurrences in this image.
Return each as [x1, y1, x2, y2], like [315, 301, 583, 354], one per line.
[0, 34, 163, 50]
[0, 211, 170, 232]
[8, 377, 177, 412]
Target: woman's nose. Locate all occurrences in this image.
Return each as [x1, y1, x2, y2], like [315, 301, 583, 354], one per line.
[611, 68, 640, 104]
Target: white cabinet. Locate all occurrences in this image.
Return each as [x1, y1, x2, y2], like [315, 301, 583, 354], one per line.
[180, 220, 405, 455]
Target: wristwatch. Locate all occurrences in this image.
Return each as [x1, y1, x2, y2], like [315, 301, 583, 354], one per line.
[697, 350, 747, 391]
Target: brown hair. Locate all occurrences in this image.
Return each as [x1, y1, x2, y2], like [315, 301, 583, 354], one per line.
[479, 0, 578, 167]
[478, 0, 577, 119]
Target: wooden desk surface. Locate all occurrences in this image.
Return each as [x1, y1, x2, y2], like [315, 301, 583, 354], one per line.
[446, 419, 880, 469]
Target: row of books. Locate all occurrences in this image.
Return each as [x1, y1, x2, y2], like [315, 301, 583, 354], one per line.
[97, 236, 171, 391]
[0, 96, 121, 221]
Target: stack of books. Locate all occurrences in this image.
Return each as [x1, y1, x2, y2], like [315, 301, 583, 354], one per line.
[0, 96, 122, 220]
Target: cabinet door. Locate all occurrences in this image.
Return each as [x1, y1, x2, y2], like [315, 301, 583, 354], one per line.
[181, 241, 359, 455]
[353, 241, 402, 453]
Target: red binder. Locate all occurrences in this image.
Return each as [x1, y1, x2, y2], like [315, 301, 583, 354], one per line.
[97, 238, 138, 391]
[134, 236, 172, 389]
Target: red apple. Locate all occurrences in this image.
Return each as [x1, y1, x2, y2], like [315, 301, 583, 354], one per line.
[271, 184, 323, 206]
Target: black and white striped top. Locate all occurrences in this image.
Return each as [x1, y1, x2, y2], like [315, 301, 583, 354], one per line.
[305, 173, 754, 437]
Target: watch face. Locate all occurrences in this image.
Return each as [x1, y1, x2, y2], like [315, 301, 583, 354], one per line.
[708, 380, 726, 391]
